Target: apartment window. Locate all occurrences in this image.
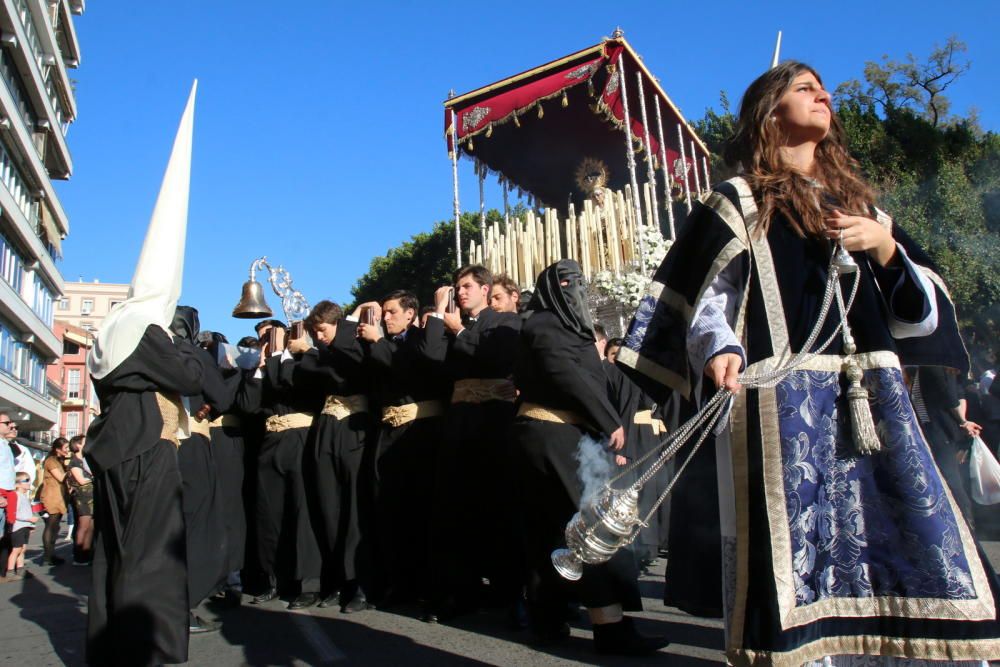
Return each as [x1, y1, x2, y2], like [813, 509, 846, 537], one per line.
[58, 297, 69, 310]
[62, 339, 79, 355]
[31, 274, 54, 326]
[65, 411, 80, 438]
[81, 298, 93, 315]
[109, 300, 122, 310]
[0, 234, 23, 293]
[67, 368, 80, 398]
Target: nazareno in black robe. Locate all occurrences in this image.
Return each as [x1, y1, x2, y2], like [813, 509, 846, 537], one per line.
[85, 324, 205, 667]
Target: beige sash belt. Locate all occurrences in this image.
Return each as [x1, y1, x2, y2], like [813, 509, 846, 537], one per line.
[188, 418, 211, 438]
[210, 414, 241, 429]
[517, 402, 588, 426]
[381, 400, 444, 428]
[633, 409, 667, 435]
[265, 412, 314, 433]
[451, 378, 517, 404]
[155, 392, 184, 446]
[322, 394, 369, 420]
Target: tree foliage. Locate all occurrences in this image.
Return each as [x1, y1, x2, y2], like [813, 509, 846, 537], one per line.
[348, 210, 503, 311]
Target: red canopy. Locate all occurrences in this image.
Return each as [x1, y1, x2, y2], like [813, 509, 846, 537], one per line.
[444, 37, 709, 213]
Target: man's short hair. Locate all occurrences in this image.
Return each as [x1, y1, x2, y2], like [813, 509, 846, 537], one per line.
[69, 435, 86, 451]
[254, 319, 287, 335]
[305, 300, 343, 330]
[492, 274, 519, 298]
[382, 290, 419, 313]
[455, 264, 492, 288]
[237, 336, 260, 348]
[606, 337, 624, 350]
[593, 323, 608, 342]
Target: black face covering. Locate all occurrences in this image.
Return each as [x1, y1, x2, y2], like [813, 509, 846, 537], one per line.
[169, 305, 200, 344]
[527, 259, 595, 341]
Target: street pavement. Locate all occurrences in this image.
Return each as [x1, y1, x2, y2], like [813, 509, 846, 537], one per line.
[2, 526, 998, 666]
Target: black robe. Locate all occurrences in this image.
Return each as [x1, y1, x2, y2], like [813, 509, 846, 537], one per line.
[235, 353, 323, 591]
[86, 325, 205, 667]
[509, 310, 640, 624]
[424, 309, 522, 604]
[365, 325, 450, 601]
[208, 368, 248, 576]
[292, 322, 373, 591]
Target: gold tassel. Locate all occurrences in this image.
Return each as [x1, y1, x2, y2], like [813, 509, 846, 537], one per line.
[587, 79, 595, 97]
[845, 361, 880, 455]
[513, 114, 521, 128]
[562, 91, 569, 107]
[485, 123, 493, 138]
[467, 137, 474, 151]
[537, 104, 544, 119]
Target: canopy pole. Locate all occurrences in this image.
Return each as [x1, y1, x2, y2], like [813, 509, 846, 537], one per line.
[617, 53, 647, 272]
[449, 108, 462, 267]
[635, 71, 660, 237]
[689, 140, 703, 195]
[653, 97, 676, 240]
[478, 161, 487, 262]
[502, 177, 510, 231]
[677, 124, 693, 214]
[701, 155, 711, 194]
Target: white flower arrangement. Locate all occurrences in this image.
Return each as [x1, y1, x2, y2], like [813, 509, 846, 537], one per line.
[593, 226, 672, 309]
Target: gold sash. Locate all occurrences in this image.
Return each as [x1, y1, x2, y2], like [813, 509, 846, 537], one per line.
[451, 378, 517, 404]
[321, 394, 368, 420]
[517, 402, 588, 426]
[210, 414, 241, 429]
[381, 400, 444, 428]
[264, 412, 314, 433]
[155, 392, 183, 446]
[633, 409, 668, 435]
[188, 418, 211, 438]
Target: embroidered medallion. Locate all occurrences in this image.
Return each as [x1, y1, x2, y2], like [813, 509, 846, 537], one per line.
[564, 62, 598, 81]
[462, 106, 491, 134]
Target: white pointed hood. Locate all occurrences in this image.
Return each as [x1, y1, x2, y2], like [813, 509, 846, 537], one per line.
[89, 81, 197, 379]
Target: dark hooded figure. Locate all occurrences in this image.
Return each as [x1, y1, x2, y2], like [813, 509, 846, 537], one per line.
[169, 307, 231, 633]
[507, 260, 667, 656]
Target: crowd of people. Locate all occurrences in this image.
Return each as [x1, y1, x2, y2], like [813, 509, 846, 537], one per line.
[5, 59, 997, 667]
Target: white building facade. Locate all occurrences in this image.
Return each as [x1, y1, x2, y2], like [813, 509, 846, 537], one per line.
[0, 0, 83, 438]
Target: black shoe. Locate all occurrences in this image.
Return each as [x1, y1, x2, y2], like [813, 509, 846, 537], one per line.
[420, 609, 438, 624]
[189, 613, 219, 635]
[530, 620, 570, 644]
[251, 586, 278, 605]
[289, 592, 320, 610]
[592, 617, 669, 656]
[507, 599, 529, 630]
[44, 556, 66, 566]
[341, 591, 370, 614]
[318, 590, 341, 609]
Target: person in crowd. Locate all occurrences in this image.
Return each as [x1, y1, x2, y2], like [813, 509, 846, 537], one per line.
[289, 300, 373, 613]
[66, 435, 94, 566]
[4, 471, 37, 579]
[238, 319, 323, 610]
[424, 265, 522, 623]
[911, 365, 982, 527]
[489, 274, 521, 314]
[509, 259, 667, 655]
[199, 331, 249, 605]
[40, 437, 69, 566]
[618, 61, 1000, 664]
[355, 290, 450, 616]
[171, 306, 232, 633]
[605, 338, 624, 365]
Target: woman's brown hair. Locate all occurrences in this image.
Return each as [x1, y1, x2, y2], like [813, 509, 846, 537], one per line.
[723, 61, 875, 238]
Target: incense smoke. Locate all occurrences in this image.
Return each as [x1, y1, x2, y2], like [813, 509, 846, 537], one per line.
[575, 433, 614, 507]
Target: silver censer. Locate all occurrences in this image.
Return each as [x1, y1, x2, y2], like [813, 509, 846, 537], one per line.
[551, 487, 643, 581]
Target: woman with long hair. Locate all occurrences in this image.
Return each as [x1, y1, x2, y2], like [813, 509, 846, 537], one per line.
[67, 435, 94, 564]
[39, 437, 69, 566]
[619, 62, 1000, 665]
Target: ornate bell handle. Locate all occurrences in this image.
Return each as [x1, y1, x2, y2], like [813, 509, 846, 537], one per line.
[247, 256, 311, 323]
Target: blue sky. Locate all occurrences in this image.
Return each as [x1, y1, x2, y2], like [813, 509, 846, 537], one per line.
[55, 1, 998, 341]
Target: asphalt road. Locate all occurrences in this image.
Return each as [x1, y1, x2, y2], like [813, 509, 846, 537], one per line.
[2, 526, 998, 666]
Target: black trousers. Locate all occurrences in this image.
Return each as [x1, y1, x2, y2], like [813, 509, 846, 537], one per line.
[433, 400, 521, 605]
[508, 418, 641, 623]
[373, 416, 440, 600]
[88, 440, 188, 667]
[256, 427, 321, 592]
[311, 412, 368, 587]
[210, 424, 246, 574]
[178, 433, 227, 608]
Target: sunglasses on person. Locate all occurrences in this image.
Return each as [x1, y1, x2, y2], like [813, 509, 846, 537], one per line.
[0, 420, 15, 427]
[16, 480, 30, 484]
